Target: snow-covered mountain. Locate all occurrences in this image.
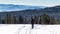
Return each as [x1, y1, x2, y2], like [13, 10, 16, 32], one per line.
[0, 4, 45, 12]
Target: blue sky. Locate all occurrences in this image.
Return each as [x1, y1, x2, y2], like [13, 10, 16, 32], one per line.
[0, 0, 60, 7]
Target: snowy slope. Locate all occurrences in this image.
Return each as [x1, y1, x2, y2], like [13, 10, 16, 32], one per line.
[0, 24, 60, 34]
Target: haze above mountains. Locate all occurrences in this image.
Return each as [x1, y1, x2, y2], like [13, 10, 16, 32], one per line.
[0, 4, 46, 12]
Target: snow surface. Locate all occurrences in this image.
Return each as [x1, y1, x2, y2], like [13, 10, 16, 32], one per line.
[0, 24, 60, 34]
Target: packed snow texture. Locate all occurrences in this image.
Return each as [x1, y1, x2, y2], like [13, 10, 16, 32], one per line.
[0, 24, 60, 34]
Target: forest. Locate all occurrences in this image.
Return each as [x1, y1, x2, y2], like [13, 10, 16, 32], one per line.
[0, 5, 60, 24]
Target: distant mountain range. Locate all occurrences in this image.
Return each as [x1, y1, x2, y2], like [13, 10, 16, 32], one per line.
[0, 4, 60, 19]
[0, 4, 46, 12]
[0, 5, 60, 19]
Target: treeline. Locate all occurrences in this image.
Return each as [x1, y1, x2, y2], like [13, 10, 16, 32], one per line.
[0, 13, 60, 24]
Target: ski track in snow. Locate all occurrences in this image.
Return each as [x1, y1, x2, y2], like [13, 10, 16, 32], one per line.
[0, 24, 60, 34]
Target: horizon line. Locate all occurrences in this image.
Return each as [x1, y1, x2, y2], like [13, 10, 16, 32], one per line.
[0, 3, 60, 7]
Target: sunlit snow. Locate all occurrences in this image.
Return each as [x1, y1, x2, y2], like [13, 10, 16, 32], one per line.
[0, 24, 60, 34]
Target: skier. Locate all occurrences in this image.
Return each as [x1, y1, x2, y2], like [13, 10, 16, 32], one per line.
[31, 16, 35, 29]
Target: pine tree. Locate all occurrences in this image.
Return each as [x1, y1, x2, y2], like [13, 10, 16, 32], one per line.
[34, 16, 38, 24]
[5, 13, 11, 24]
[50, 16, 55, 24]
[0, 17, 2, 24]
[39, 16, 42, 24]
[12, 16, 17, 24]
[41, 14, 50, 24]
[19, 16, 24, 24]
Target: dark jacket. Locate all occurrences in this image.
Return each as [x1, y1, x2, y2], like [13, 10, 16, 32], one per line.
[31, 18, 35, 29]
